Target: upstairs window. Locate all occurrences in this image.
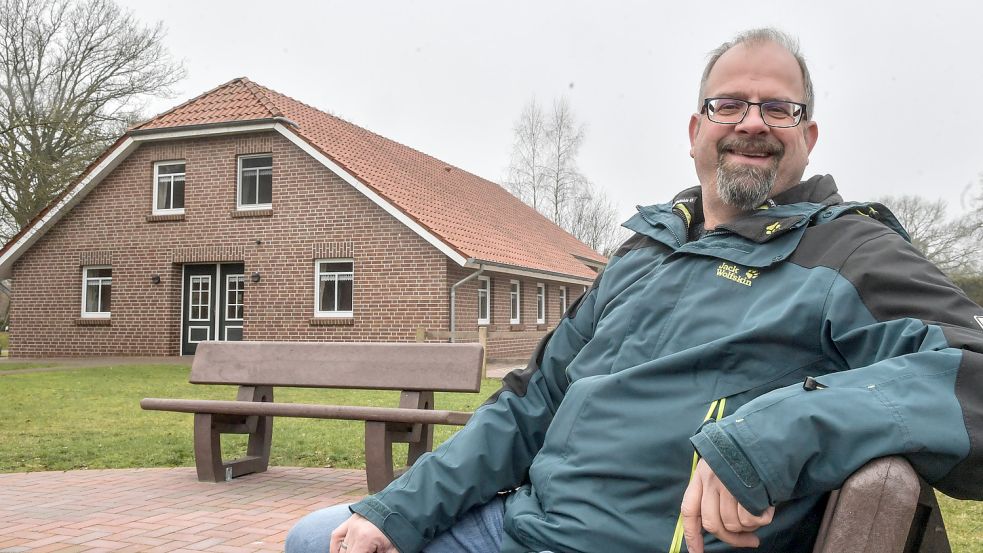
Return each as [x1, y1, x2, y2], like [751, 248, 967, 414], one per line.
[316, 260, 354, 317]
[477, 276, 490, 325]
[536, 283, 546, 324]
[153, 161, 185, 214]
[238, 154, 272, 209]
[510, 280, 521, 324]
[82, 266, 112, 318]
[559, 286, 568, 315]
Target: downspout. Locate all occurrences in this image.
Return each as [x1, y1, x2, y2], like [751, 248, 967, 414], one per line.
[449, 265, 484, 343]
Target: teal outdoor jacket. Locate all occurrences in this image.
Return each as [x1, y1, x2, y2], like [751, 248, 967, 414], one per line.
[352, 175, 983, 552]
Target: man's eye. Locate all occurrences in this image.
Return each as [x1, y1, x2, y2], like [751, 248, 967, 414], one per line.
[713, 100, 744, 114]
[764, 103, 794, 118]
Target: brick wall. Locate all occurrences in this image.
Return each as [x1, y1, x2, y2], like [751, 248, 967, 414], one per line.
[10, 132, 449, 356]
[446, 262, 589, 360]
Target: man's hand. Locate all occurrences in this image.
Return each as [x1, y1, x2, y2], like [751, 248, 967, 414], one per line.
[681, 459, 774, 552]
[330, 514, 398, 553]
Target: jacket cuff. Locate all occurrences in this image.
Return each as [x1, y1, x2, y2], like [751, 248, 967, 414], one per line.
[690, 422, 771, 515]
[350, 496, 426, 553]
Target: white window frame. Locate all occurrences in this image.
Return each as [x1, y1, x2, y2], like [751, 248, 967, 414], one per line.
[81, 266, 112, 319]
[536, 283, 546, 324]
[236, 154, 273, 210]
[187, 325, 211, 343]
[152, 160, 186, 215]
[189, 275, 211, 322]
[509, 280, 521, 324]
[226, 274, 245, 321]
[315, 259, 354, 318]
[477, 276, 490, 325]
[559, 286, 568, 315]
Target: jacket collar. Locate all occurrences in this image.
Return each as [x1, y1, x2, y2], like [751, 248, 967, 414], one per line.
[623, 175, 844, 267]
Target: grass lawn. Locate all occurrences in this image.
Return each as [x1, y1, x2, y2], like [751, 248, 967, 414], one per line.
[1, 364, 980, 549]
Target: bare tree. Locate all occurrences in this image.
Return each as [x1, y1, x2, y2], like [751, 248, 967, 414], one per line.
[505, 98, 547, 212]
[880, 194, 983, 275]
[0, 0, 184, 240]
[543, 97, 585, 228]
[505, 96, 621, 255]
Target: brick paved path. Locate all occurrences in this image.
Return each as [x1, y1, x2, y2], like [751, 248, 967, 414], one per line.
[0, 467, 367, 552]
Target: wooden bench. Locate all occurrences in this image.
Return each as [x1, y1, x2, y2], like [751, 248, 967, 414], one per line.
[141, 341, 484, 493]
[814, 456, 951, 553]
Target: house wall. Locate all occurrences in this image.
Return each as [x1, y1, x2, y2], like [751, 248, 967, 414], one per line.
[10, 132, 449, 356]
[447, 262, 589, 361]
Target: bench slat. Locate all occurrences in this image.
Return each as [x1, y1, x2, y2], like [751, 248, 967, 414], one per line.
[190, 341, 484, 392]
[141, 398, 473, 426]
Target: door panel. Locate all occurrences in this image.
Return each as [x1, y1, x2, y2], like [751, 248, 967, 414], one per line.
[182, 263, 245, 355]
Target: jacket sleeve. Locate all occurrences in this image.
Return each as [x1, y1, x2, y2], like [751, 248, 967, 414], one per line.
[691, 222, 983, 515]
[349, 276, 602, 553]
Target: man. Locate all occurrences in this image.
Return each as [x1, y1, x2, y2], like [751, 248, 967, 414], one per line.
[288, 28, 983, 552]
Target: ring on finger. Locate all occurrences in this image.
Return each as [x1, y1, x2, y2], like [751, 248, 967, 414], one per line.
[340, 543, 349, 550]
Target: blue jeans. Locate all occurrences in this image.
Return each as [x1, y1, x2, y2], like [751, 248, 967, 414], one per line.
[285, 496, 506, 553]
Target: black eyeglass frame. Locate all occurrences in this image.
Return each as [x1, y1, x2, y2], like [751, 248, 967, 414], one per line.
[701, 97, 809, 128]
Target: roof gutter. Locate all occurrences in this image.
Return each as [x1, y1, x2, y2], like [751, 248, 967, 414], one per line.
[449, 265, 484, 343]
[463, 258, 597, 285]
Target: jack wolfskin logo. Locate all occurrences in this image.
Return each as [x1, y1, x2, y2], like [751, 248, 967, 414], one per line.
[765, 222, 782, 235]
[716, 262, 758, 287]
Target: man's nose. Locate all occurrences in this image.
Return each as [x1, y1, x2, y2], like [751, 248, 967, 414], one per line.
[735, 105, 770, 134]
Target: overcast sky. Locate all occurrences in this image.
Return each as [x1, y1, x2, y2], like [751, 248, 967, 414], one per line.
[118, 0, 983, 223]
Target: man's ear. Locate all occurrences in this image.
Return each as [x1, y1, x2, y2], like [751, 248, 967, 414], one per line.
[688, 113, 701, 158]
[804, 120, 819, 154]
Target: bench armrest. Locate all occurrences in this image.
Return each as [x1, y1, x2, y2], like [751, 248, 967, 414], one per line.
[140, 398, 472, 426]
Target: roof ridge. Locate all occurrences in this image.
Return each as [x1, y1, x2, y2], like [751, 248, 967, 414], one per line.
[241, 78, 284, 119]
[130, 77, 251, 131]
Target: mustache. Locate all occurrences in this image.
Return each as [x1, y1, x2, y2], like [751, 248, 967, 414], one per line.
[717, 137, 784, 157]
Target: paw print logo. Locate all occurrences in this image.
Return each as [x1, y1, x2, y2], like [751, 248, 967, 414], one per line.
[765, 222, 782, 235]
[746, 269, 759, 280]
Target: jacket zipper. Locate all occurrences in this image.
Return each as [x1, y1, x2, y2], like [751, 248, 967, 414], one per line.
[668, 397, 728, 553]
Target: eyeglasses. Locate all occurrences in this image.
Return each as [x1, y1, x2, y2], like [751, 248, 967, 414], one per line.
[701, 97, 808, 128]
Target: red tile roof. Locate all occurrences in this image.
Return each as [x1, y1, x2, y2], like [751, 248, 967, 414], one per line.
[132, 78, 606, 279]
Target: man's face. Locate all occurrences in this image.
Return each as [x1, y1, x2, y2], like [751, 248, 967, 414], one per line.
[689, 41, 819, 210]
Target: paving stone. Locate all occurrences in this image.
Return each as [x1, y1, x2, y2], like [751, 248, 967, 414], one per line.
[0, 467, 365, 551]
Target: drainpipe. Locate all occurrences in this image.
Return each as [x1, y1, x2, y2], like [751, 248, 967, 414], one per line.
[449, 265, 484, 343]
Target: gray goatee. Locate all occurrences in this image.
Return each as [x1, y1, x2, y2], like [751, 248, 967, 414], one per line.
[715, 138, 783, 211]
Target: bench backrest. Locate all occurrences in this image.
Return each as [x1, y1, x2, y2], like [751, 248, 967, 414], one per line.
[190, 341, 484, 392]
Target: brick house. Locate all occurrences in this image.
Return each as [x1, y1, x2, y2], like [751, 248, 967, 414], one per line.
[0, 78, 605, 359]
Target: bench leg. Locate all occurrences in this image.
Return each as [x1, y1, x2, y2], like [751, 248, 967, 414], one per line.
[192, 386, 274, 483]
[401, 391, 435, 467]
[363, 391, 438, 493]
[364, 421, 394, 493]
[194, 413, 225, 482]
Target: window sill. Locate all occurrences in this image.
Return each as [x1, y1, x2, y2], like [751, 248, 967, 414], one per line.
[310, 317, 354, 326]
[146, 213, 185, 222]
[232, 208, 273, 218]
[509, 324, 523, 330]
[76, 317, 111, 326]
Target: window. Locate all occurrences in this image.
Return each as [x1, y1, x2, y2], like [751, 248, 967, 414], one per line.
[477, 276, 490, 325]
[316, 260, 354, 317]
[226, 274, 245, 320]
[189, 275, 211, 321]
[238, 155, 272, 209]
[509, 280, 521, 324]
[560, 286, 568, 315]
[536, 283, 546, 324]
[153, 161, 185, 214]
[82, 266, 112, 318]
